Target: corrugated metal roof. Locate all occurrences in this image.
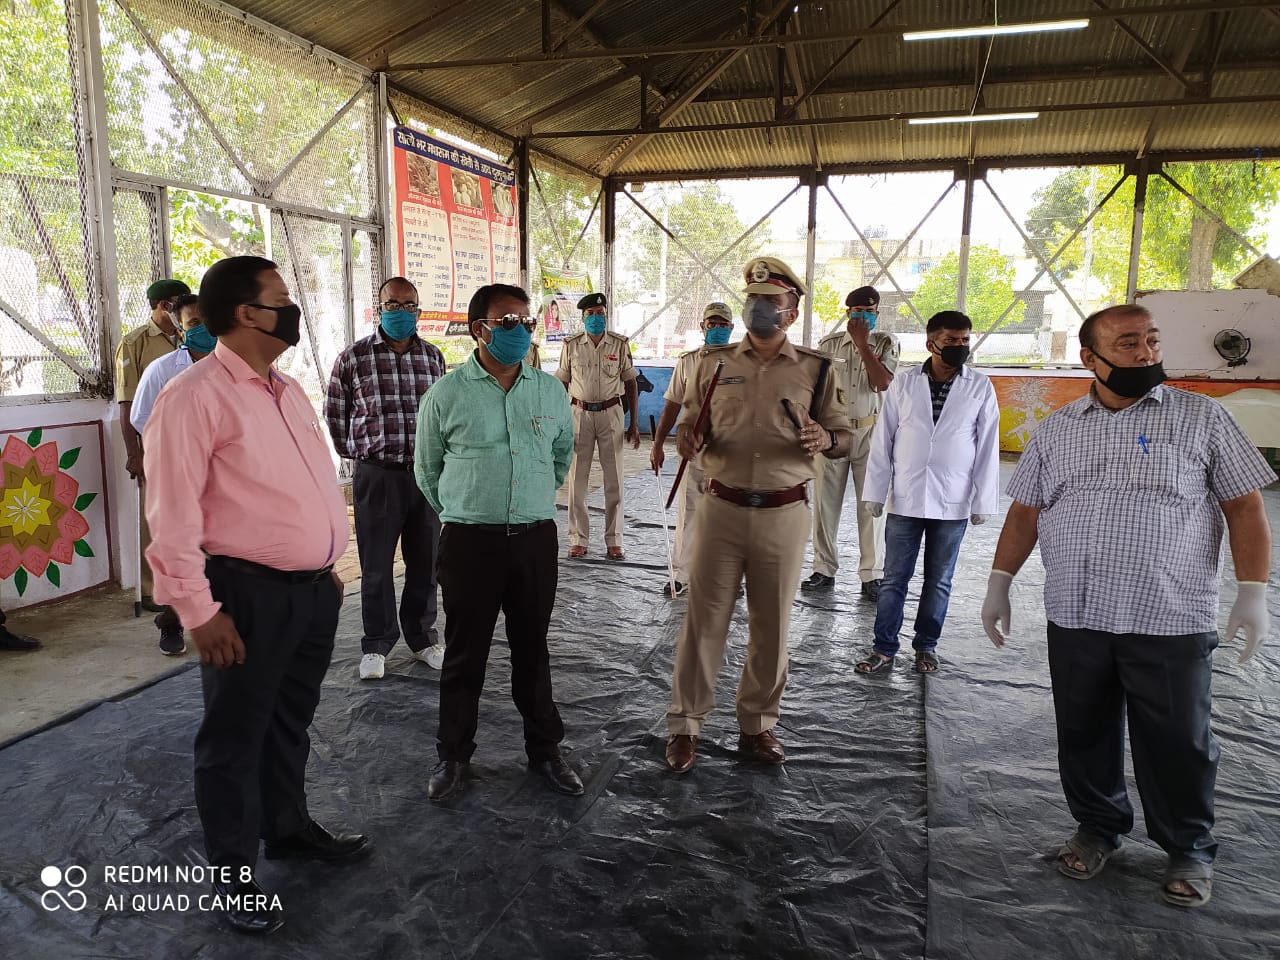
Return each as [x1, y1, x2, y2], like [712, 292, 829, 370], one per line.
[222, 0, 1280, 179]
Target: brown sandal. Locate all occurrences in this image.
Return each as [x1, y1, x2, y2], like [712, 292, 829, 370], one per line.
[914, 651, 939, 673]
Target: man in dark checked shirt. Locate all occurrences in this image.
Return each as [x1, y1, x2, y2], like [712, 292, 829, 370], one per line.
[982, 303, 1274, 910]
[325, 276, 448, 681]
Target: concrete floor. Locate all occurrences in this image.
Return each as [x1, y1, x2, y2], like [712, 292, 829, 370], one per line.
[0, 444, 656, 744]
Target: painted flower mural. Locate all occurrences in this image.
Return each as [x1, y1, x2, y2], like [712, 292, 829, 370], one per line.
[0, 429, 96, 595]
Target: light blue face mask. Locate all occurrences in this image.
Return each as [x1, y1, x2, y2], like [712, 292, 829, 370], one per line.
[704, 325, 732, 346]
[182, 323, 217, 354]
[380, 309, 418, 340]
[847, 308, 877, 331]
[483, 322, 532, 366]
[583, 314, 606, 336]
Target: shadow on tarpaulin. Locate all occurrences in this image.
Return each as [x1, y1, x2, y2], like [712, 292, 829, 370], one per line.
[1, 466, 1278, 959]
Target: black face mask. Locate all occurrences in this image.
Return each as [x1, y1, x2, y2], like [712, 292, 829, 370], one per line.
[743, 297, 784, 335]
[249, 303, 302, 347]
[1092, 350, 1166, 398]
[937, 344, 970, 367]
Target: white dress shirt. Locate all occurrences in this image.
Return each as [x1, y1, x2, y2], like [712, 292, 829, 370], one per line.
[863, 360, 1001, 520]
[130, 347, 193, 433]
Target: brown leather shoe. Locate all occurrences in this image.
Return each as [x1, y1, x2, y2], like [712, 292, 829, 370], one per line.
[738, 729, 786, 763]
[567, 545, 587, 559]
[606, 546, 625, 561]
[665, 734, 697, 773]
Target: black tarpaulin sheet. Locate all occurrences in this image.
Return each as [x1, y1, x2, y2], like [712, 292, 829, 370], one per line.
[1, 465, 1277, 959]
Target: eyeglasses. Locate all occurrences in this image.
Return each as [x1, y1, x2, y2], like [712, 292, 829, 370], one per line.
[487, 314, 537, 332]
[380, 300, 419, 312]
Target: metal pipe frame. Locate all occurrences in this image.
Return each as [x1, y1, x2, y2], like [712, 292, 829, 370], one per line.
[956, 168, 976, 312]
[342, 224, 356, 346]
[1127, 163, 1151, 300]
[376, 73, 395, 282]
[277, 214, 328, 387]
[802, 172, 819, 347]
[264, 82, 373, 197]
[529, 164, 572, 268]
[0, 294, 99, 385]
[1158, 169, 1268, 260]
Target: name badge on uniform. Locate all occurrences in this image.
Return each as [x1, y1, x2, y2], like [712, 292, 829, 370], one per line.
[606, 354, 618, 361]
[719, 376, 745, 385]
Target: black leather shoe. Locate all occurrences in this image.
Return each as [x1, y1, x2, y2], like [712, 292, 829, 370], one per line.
[0, 626, 41, 651]
[139, 595, 165, 613]
[210, 876, 284, 935]
[428, 760, 468, 801]
[861, 579, 882, 601]
[263, 820, 371, 863]
[531, 756, 584, 796]
[800, 572, 835, 592]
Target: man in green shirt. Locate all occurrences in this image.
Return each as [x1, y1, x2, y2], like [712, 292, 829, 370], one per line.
[415, 283, 582, 802]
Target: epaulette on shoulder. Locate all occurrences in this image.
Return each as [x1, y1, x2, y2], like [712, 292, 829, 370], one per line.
[794, 344, 830, 360]
[564, 331, 585, 342]
[696, 343, 736, 359]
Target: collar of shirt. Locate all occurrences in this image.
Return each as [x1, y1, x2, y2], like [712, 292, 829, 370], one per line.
[212, 340, 285, 392]
[1075, 382, 1167, 416]
[919, 358, 970, 380]
[373, 326, 423, 352]
[146, 319, 176, 341]
[735, 335, 800, 362]
[461, 349, 536, 385]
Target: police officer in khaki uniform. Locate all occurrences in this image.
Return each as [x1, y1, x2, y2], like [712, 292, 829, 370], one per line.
[650, 302, 735, 597]
[556, 292, 640, 560]
[664, 258, 852, 773]
[802, 286, 900, 600]
[525, 340, 543, 369]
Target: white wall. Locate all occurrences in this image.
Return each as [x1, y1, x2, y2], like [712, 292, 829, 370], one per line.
[1138, 289, 1280, 380]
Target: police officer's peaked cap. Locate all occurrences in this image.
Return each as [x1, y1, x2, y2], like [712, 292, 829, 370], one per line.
[703, 301, 732, 321]
[577, 292, 606, 310]
[845, 286, 881, 308]
[742, 257, 807, 298]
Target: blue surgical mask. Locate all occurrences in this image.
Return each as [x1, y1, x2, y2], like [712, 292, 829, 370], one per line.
[704, 326, 731, 346]
[743, 297, 783, 335]
[583, 314, 606, 336]
[848, 308, 877, 331]
[380, 309, 418, 340]
[483, 322, 532, 366]
[182, 323, 217, 354]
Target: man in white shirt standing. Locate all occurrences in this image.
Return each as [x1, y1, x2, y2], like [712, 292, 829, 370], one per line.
[857, 310, 1000, 675]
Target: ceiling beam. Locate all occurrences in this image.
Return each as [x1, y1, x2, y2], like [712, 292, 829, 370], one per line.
[551, 0, 611, 53]
[509, 67, 636, 130]
[386, 0, 1280, 70]
[351, 0, 472, 68]
[781, 0, 904, 121]
[1091, 0, 1197, 93]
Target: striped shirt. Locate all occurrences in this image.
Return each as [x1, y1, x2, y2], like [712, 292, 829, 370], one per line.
[1006, 384, 1275, 635]
[323, 329, 446, 464]
[925, 361, 954, 423]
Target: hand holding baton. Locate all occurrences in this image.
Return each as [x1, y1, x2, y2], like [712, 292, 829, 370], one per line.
[666, 358, 724, 510]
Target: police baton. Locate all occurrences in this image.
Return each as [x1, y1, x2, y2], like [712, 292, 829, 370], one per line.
[666, 358, 724, 510]
[650, 415, 677, 599]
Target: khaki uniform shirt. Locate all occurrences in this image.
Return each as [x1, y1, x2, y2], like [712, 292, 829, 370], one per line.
[663, 349, 699, 406]
[554, 330, 638, 402]
[116, 319, 178, 402]
[682, 338, 852, 490]
[816, 328, 900, 427]
[526, 341, 542, 370]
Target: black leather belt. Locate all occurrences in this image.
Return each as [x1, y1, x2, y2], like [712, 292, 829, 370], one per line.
[358, 457, 413, 471]
[571, 396, 621, 413]
[708, 479, 808, 509]
[207, 554, 334, 584]
[455, 520, 553, 536]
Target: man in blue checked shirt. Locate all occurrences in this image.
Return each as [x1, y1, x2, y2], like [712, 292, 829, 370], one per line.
[414, 283, 583, 803]
[983, 303, 1274, 910]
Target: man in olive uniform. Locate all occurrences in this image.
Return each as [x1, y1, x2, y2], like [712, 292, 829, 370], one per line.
[556, 292, 641, 560]
[802, 286, 900, 601]
[664, 258, 853, 773]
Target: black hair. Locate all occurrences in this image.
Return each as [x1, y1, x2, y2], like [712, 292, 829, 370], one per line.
[466, 284, 530, 340]
[200, 256, 277, 336]
[1079, 304, 1149, 351]
[378, 276, 417, 299]
[926, 310, 972, 335]
[172, 293, 200, 316]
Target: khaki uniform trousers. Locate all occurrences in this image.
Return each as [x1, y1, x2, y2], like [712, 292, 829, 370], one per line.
[566, 404, 625, 549]
[812, 423, 884, 581]
[667, 492, 809, 737]
[671, 459, 705, 583]
[138, 478, 155, 596]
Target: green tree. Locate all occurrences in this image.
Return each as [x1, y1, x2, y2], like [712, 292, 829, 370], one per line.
[1025, 162, 1280, 297]
[903, 245, 1025, 330]
[527, 167, 601, 282]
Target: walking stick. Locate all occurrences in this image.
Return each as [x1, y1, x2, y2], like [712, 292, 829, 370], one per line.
[665, 358, 724, 510]
[650, 415, 677, 598]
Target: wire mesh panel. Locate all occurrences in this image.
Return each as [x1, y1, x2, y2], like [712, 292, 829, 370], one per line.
[112, 186, 167, 339]
[614, 178, 804, 358]
[527, 156, 602, 287]
[1, 0, 102, 398]
[350, 228, 381, 341]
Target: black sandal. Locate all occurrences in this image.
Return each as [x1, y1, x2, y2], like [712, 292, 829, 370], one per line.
[855, 652, 893, 674]
[914, 651, 939, 673]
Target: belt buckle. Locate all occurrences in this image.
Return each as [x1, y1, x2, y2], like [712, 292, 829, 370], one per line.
[745, 492, 767, 508]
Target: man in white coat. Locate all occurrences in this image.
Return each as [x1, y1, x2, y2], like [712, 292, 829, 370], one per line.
[857, 310, 1000, 674]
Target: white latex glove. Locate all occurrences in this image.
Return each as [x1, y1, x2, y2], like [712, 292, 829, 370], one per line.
[970, 514, 993, 525]
[981, 570, 1014, 647]
[865, 501, 884, 518]
[1225, 581, 1269, 663]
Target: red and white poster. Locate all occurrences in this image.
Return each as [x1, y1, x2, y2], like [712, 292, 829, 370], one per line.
[391, 126, 519, 337]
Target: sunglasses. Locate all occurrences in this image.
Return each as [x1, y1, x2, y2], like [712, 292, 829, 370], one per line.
[486, 314, 538, 332]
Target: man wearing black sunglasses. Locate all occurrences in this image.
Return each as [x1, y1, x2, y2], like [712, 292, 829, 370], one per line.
[415, 283, 581, 802]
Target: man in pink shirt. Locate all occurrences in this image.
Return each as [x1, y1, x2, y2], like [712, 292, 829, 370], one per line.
[144, 256, 369, 936]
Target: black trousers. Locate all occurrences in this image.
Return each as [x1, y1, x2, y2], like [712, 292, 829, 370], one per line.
[436, 520, 564, 763]
[353, 460, 441, 656]
[1047, 621, 1219, 863]
[193, 558, 340, 870]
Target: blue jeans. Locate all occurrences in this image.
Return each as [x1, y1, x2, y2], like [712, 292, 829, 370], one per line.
[872, 514, 969, 657]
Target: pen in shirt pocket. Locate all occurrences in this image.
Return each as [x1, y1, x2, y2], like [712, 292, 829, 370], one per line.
[1138, 434, 1149, 455]
[531, 416, 544, 437]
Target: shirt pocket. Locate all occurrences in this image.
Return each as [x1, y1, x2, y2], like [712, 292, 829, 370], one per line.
[601, 355, 621, 381]
[526, 411, 561, 464]
[1127, 443, 1183, 497]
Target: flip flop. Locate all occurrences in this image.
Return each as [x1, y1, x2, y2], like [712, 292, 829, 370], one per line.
[855, 652, 893, 674]
[1057, 830, 1121, 880]
[914, 651, 939, 673]
[1162, 858, 1213, 908]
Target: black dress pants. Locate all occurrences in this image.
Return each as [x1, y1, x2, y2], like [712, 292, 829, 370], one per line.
[1047, 621, 1219, 863]
[435, 520, 564, 763]
[353, 460, 441, 656]
[194, 558, 340, 870]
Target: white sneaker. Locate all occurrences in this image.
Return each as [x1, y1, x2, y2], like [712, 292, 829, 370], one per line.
[413, 643, 446, 670]
[358, 653, 385, 680]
